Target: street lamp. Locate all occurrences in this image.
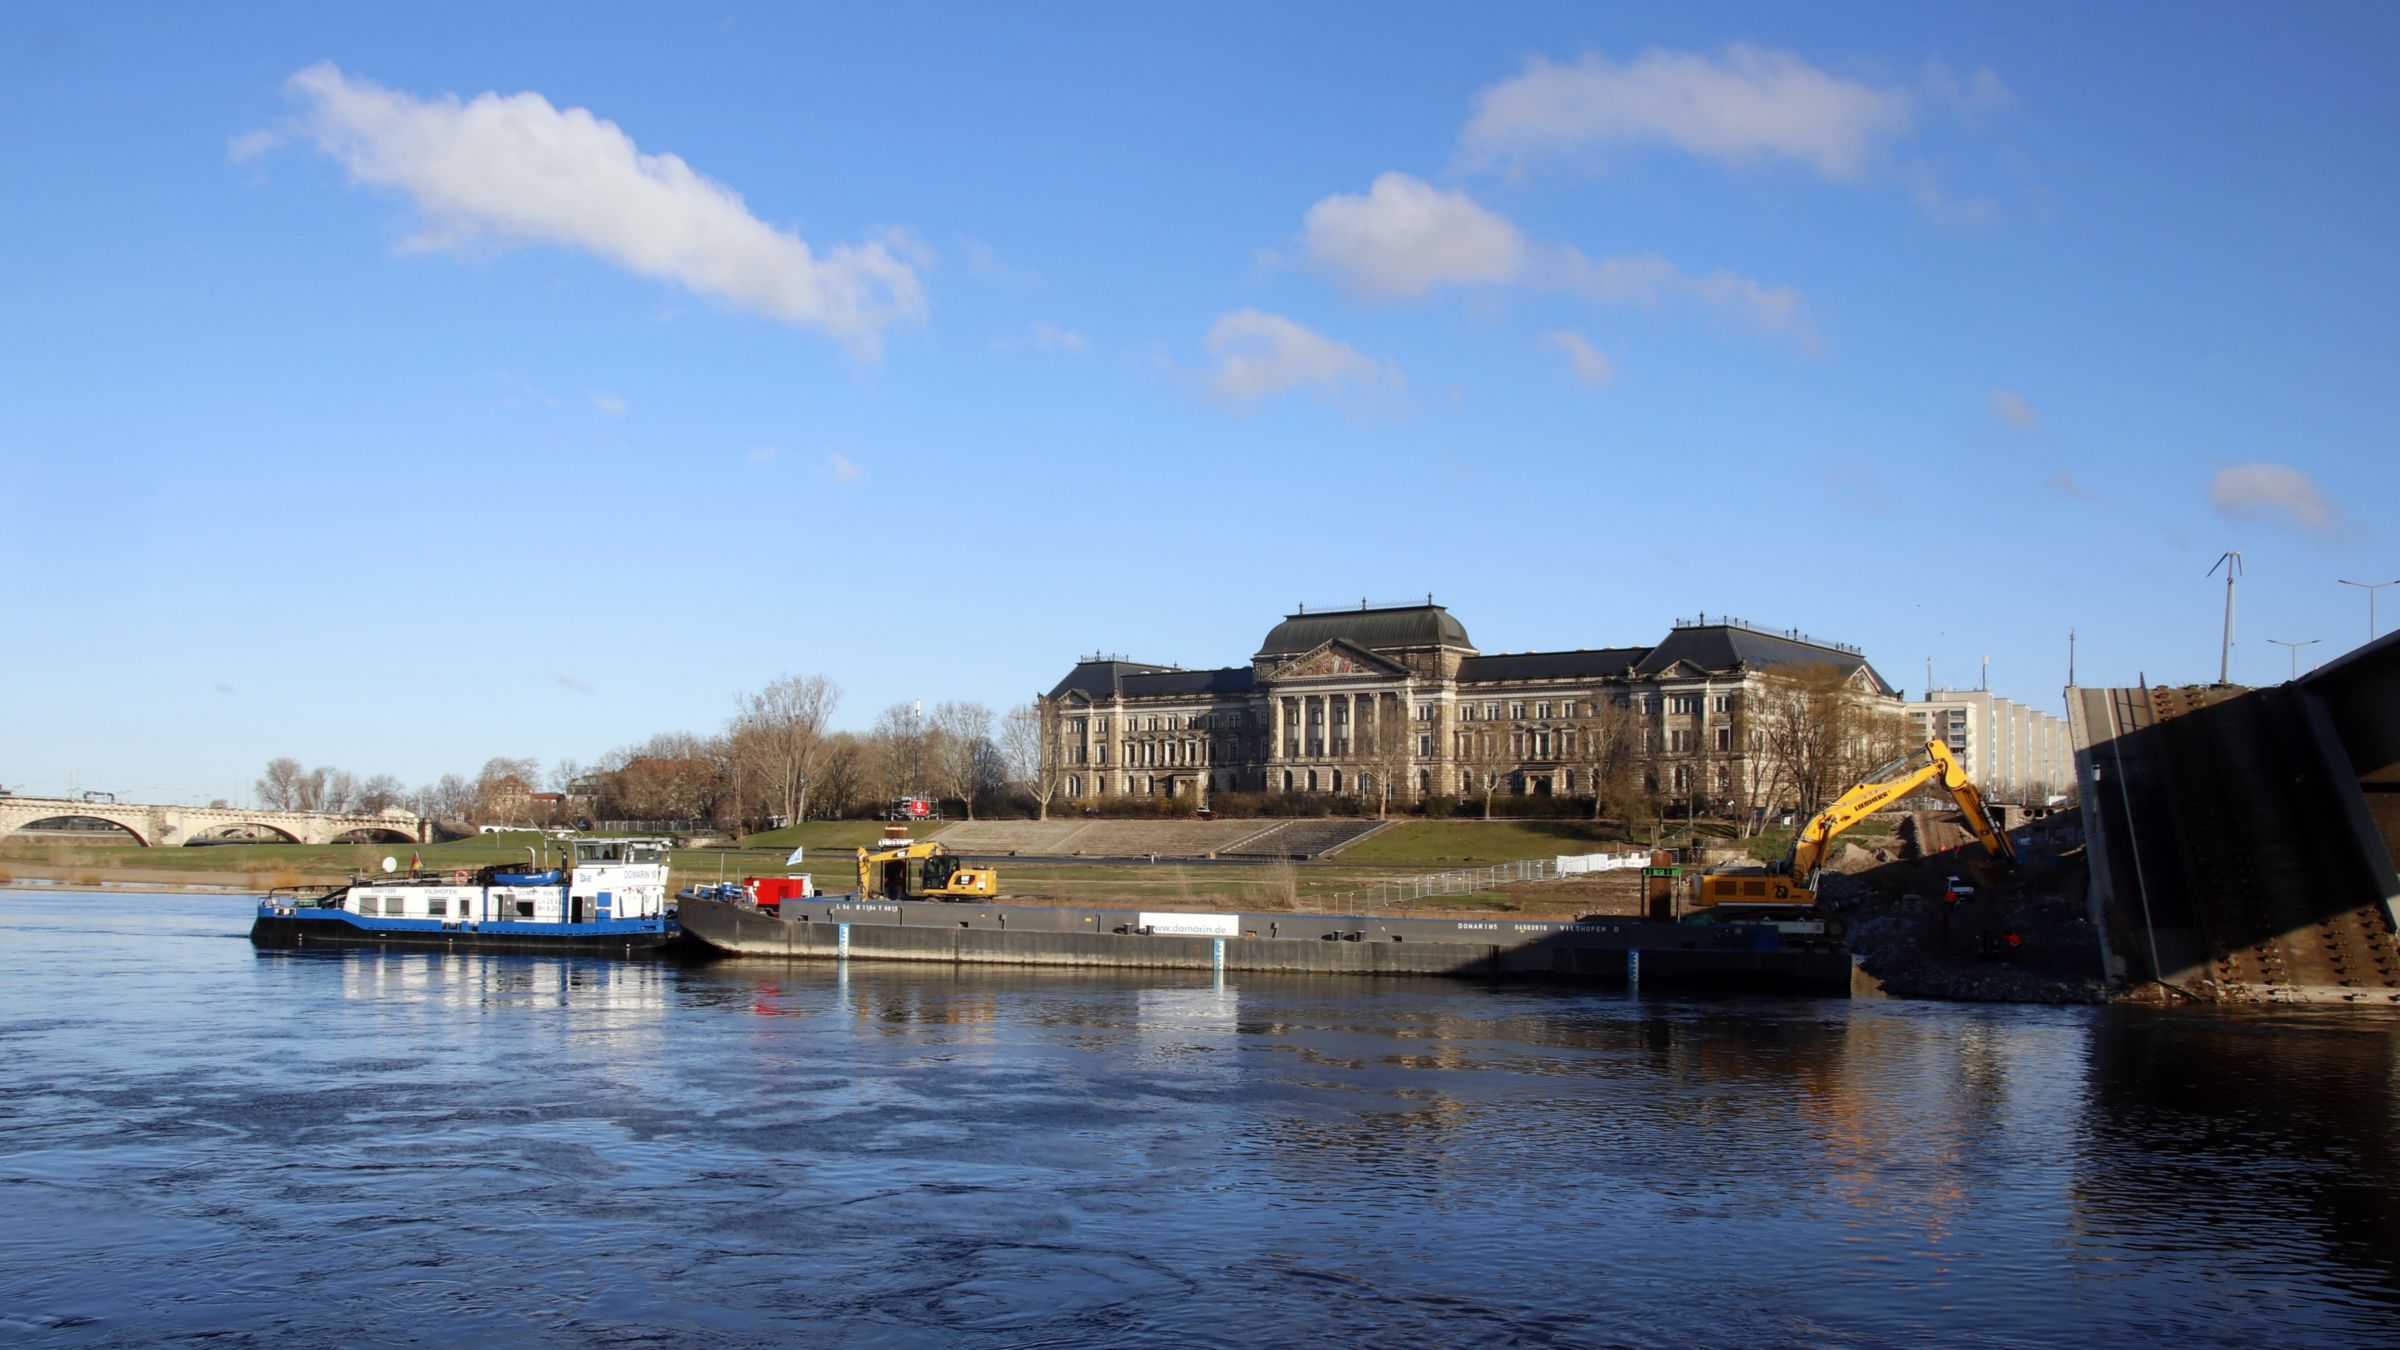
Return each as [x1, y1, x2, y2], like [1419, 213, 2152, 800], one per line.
[2337, 578, 2398, 642]
[2266, 637, 2321, 681]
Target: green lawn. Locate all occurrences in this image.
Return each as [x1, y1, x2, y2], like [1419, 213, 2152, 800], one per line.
[1334, 819, 1640, 867]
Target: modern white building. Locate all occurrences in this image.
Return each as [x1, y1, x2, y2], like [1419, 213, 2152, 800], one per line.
[1906, 687, 2073, 801]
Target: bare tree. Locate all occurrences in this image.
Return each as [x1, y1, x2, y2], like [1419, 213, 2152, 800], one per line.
[1573, 694, 1644, 823]
[1002, 701, 1062, 820]
[473, 757, 541, 824]
[869, 702, 929, 805]
[1750, 664, 1910, 823]
[256, 758, 304, 810]
[321, 769, 358, 815]
[354, 774, 407, 813]
[1455, 718, 1513, 820]
[1364, 691, 1414, 818]
[929, 700, 995, 820]
[732, 673, 840, 827]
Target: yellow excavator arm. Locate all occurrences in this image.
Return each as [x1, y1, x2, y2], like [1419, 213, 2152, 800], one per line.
[1789, 740, 2015, 880]
[1699, 740, 2014, 913]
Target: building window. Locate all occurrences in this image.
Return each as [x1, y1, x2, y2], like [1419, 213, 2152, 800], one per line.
[1509, 701, 1525, 720]
[1533, 732, 1551, 758]
[1670, 695, 1702, 715]
[1670, 730, 1693, 753]
[1417, 703, 1434, 721]
[1484, 703, 1500, 720]
[1418, 733, 1433, 756]
[1715, 727, 1733, 752]
[1712, 695, 1733, 714]
[1673, 764, 1690, 791]
[1559, 701, 1576, 718]
[1536, 701, 1551, 719]
[1306, 770, 1319, 791]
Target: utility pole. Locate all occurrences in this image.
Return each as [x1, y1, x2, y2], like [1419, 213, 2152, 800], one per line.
[2209, 551, 2243, 684]
[2338, 578, 2397, 642]
[2266, 637, 2320, 681]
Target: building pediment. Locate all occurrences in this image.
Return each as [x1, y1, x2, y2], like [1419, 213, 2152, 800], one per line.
[1267, 639, 1409, 683]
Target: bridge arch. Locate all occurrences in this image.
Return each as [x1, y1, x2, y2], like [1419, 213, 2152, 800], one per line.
[0, 812, 153, 846]
[183, 821, 306, 846]
[328, 826, 416, 844]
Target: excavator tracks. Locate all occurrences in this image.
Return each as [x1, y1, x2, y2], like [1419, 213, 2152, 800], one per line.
[2142, 684, 2400, 1003]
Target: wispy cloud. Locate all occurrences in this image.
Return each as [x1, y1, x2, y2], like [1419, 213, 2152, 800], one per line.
[213, 681, 237, 696]
[2207, 462, 2347, 538]
[1541, 330, 1615, 388]
[1924, 61, 2014, 122]
[1030, 322, 1087, 352]
[1551, 246, 1813, 347]
[1203, 310, 1398, 405]
[747, 447, 780, 464]
[272, 62, 926, 353]
[1297, 173, 1810, 345]
[1463, 46, 1913, 182]
[959, 235, 1040, 287]
[591, 393, 627, 417]
[551, 672, 596, 696]
[828, 451, 862, 483]
[1989, 389, 2039, 428]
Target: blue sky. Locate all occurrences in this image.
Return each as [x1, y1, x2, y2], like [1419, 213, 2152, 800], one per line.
[5, 3, 2396, 804]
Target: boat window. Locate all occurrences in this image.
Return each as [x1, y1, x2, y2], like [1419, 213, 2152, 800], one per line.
[426, 897, 447, 918]
[629, 844, 663, 864]
[514, 899, 536, 918]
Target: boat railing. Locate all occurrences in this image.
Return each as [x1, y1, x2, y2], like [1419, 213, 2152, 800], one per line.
[261, 883, 345, 908]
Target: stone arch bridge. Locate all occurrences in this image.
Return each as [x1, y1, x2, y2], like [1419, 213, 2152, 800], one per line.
[0, 796, 428, 848]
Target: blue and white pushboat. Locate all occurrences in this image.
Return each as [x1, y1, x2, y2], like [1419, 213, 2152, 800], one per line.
[250, 837, 681, 955]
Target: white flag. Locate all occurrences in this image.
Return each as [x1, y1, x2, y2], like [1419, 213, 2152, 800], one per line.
[784, 846, 806, 865]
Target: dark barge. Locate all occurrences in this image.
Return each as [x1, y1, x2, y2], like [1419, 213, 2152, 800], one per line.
[678, 894, 1855, 995]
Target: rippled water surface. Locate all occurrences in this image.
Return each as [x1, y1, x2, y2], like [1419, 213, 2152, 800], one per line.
[5, 891, 2399, 1347]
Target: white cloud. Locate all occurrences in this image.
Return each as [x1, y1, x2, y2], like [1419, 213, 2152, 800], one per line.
[827, 451, 862, 483]
[1989, 389, 2039, 428]
[1542, 330, 1614, 387]
[592, 393, 627, 417]
[1030, 322, 1087, 352]
[2046, 470, 2094, 500]
[2207, 463, 2346, 538]
[1463, 45, 1913, 181]
[551, 672, 596, 696]
[1303, 172, 1526, 298]
[1203, 310, 1397, 404]
[1550, 247, 1814, 347]
[1292, 174, 1810, 344]
[226, 128, 280, 163]
[278, 62, 925, 352]
[747, 446, 780, 464]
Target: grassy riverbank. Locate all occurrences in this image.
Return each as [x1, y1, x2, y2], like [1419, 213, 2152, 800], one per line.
[0, 820, 1655, 922]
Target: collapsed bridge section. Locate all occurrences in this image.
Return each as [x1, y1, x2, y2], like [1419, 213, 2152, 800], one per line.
[2070, 644, 2400, 1003]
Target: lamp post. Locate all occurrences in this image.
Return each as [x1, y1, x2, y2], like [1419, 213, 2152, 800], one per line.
[2337, 578, 2398, 642]
[2266, 637, 2320, 681]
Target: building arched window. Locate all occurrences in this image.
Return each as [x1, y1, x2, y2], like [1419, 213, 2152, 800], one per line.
[1282, 770, 1294, 792]
[1331, 770, 1343, 793]
[1306, 770, 1319, 792]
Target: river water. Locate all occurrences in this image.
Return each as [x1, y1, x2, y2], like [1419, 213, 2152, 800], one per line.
[3, 891, 2398, 1347]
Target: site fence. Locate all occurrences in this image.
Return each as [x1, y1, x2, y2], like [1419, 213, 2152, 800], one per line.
[1309, 850, 1649, 916]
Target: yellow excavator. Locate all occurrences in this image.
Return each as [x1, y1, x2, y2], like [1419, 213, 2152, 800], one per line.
[1699, 740, 2015, 924]
[855, 838, 998, 901]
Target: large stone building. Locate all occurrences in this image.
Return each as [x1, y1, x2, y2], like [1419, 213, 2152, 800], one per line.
[1041, 602, 1900, 809]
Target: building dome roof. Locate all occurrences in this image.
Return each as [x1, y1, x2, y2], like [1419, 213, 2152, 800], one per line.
[1255, 604, 1474, 659]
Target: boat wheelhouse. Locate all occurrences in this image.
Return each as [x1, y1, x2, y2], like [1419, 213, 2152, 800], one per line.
[250, 837, 681, 954]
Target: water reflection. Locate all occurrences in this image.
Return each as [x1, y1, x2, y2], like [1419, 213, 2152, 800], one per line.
[5, 892, 2400, 1347]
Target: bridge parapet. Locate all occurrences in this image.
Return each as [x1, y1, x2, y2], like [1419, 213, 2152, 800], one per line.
[0, 798, 428, 847]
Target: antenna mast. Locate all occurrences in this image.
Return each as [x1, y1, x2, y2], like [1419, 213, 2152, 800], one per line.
[2208, 551, 2243, 684]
